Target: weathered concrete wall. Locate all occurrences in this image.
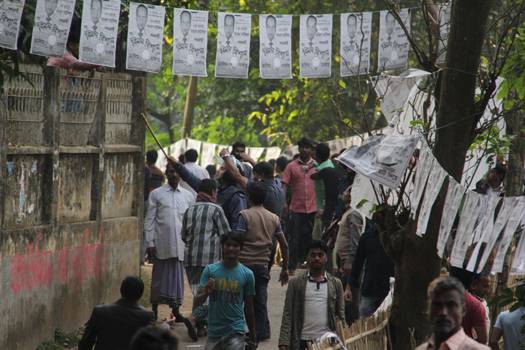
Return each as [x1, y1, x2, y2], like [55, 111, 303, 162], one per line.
[0, 65, 146, 350]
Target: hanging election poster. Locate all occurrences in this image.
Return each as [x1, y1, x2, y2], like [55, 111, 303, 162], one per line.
[0, 0, 25, 49]
[30, 0, 75, 57]
[436, 178, 465, 258]
[259, 14, 292, 79]
[340, 12, 372, 76]
[410, 142, 433, 217]
[215, 12, 251, 78]
[79, 0, 121, 67]
[416, 160, 446, 236]
[172, 9, 208, 76]
[299, 14, 332, 78]
[126, 3, 165, 73]
[436, 2, 452, 65]
[377, 8, 410, 71]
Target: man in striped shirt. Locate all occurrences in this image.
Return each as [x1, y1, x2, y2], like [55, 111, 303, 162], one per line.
[181, 179, 231, 337]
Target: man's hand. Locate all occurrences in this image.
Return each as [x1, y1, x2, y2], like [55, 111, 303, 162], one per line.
[219, 149, 230, 158]
[344, 285, 353, 301]
[166, 156, 178, 165]
[204, 278, 215, 296]
[316, 209, 324, 218]
[246, 339, 258, 350]
[239, 151, 256, 165]
[146, 247, 157, 263]
[279, 269, 289, 286]
[342, 260, 352, 276]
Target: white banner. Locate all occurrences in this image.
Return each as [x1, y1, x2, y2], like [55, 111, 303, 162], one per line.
[79, 0, 121, 67]
[340, 12, 372, 76]
[247, 147, 265, 161]
[336, 134, 418, 189]
[200, 142, 217, 166]
[437, 178, 464, 258]
[0, 0, 25, 50]
[436, 2, 451, 65]
[126, 3, 165, 73]
[511, 232, 525, 275]
[30, 0, 75, 57]
[299, 14, 332, 78]
[350, 173, 378, 219]
[265, 147, 281, 161]
[416, 160, 446, 236]
[378, 9, 410, 71]
[172, 9, 208, 77]
[215, 12, 251, 78]
[410, 143, 433, 217]
[259, 14, 292, 79]
[492, 197, 525, 273]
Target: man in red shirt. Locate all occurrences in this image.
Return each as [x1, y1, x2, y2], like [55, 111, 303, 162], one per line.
[282, 137, 317, 273]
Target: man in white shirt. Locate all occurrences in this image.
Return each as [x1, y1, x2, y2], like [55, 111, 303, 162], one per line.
[145, 162, 196, 340]
[490, 283, 525, 350]
[180, 149, 210, 196]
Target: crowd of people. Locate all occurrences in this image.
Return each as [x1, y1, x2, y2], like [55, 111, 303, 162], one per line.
[77, 138, 524, 350]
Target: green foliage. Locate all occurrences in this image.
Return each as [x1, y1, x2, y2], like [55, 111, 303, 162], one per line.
[35, 328, 82, 350]
[498, 25, 525, 110]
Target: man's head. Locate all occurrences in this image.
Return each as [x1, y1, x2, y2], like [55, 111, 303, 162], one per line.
[307, 240, 328, 271]
[146, 150, 158, 165]
[120, 276, 145, 301]
[184, 149, 199, 163]
[136, 4, 148, 31]
[198, 179, 218, 198]
[266, 15, 277, 42]
[130, 326, 178, 350]
[347, 14, 358, 39]
[221, 231, 244, 262]
[385, 11, 396, 36]
[165, 163, 180, 189]
[90, 0, 102, 25]
[276, 156, 289, 173]
[306, 15, 317, 42]
[253, 161, 274, 180]
[180, 10, 192, 37]
[427, 276, 465, 338]
[231, 141, 246, 160]
[206, 164, 217, 178]
[247, 182, 267, 206]
[297, 137, 315, 160]
[224, 14, 235, 39]
[315, 143, 330, 163]
[488, 164, 506, 189]
[470, 274, 491, 299]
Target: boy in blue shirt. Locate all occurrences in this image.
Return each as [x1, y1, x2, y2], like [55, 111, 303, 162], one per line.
[194, 231, 257, 350]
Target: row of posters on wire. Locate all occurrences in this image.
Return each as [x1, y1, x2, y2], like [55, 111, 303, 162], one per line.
[0, 0, 451, 77]
[336, 135, 525, 276]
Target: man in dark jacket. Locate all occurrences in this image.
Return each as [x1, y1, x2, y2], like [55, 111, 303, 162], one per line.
[78, 276, 155, 350]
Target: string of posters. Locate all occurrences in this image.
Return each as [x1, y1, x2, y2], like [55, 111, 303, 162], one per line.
[0, 0, 450, 78]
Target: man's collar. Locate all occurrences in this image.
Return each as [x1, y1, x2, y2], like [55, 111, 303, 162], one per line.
[163, 184, 180, 192]
[297, 158, 314, 165]
[426, 328, 467, 350]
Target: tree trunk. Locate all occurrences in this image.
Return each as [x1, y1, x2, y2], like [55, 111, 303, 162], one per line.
[504, 111, 525, 197]
[182, 76, 198, 139]
[389, 1, 494, 349]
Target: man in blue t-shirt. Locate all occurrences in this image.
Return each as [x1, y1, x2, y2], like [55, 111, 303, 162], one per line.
[194, 231, 257, 350]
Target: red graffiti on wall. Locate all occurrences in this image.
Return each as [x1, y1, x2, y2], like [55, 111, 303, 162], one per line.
[9, 228, 109, 295]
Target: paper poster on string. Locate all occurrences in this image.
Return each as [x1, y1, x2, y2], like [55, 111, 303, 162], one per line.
[436, 2, 451, 65]
[340, 12, 372, 76]
[259, 14, 292, 79]
[437, 178, 465, 258]
[336, 134, 418, 189]
[492, 197, 525, 273]
[410, 142, 433, 217]
[172, 9, 209, 77]
[378, 9, 410, 71]
[0, 0, 25, 50]
[511, 232, 525, 275]
[30, 0, 75, 57]
[416, 160, 446, 236]
[215, 12, 251, 79]
[299, 14, 332, 78]
[126, 3, 165, 73]
[79, 0, 121, 67]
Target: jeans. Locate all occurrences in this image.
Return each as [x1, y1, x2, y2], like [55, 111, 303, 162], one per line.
[287, 212, 315, 271]
[359, 294, 386, 318]
[245, 264, 270, 341]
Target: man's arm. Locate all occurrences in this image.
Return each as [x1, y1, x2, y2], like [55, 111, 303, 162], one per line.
[275, 231, 289, 285]
[244, 296, 257, 346]
[144, 191, 158, 258]
[348, 232, 367, 290]
[78, 308, 99, 350]
[335, 278, 346, 325]
[167, 157, 202, 191]
[489, 327, 502, 350]
[228, 193, 247, 229]
[472, 302, 488, 344]
[219, 150, 249, 189]
[278, 281, 294, 349]
[194, 267, 213, 308]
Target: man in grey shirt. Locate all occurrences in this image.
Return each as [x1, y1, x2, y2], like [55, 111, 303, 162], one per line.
[490, 284, 525, 350]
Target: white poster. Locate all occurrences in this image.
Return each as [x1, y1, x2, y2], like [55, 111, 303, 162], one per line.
[259, 14, 292, 79]
[79, 0, 121, 67]
[416, 160, 446, 236]
[299, 14, 332, 78]
[215, 12, 251, 79]
[30, 0, 75, 57]
[265, 147, 281, 161]
[340, 12, 372, 76]
[511, 233, 525, 275]
[410, 143, 433, 217]
[350, 173, 378, 219]
[491, 197, 525, 273]
[437, 178, 464, 258]
[336, 134, 419, 189]
[0, 0, 25, 50]
[378, 9, 410, 71]
[126, 3, 165, 73]
[172, 9, 208, 77]
[450, 191, 484, 268]
[436, 2, 452, 65]
[200, 142, 217, 166]
[247, 147, 265, 161]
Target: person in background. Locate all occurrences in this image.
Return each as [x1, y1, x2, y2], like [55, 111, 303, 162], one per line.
[130, 326, 178, 350]
[146, 150, 165, 191]
[206, 164, 217, 179]
[278, 240, 345, 350]
[194, 232, 257, 350]
[179, 149, 210, 195]
[282, 137, 317, 274]
[275, 156, 290, 183]
[470, 274, 492, 335]
[231, 141, 254, 179]
[474, 164, 506, 197]
[415, 276, 490, 350]
[79, 276, 155, 350]
[141, 165, 152, 265]
[490, 283, 525, 350]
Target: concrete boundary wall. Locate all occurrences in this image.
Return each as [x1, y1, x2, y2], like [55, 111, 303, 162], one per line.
[0, 65, 146, 350]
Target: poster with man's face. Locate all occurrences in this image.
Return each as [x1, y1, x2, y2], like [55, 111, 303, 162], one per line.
[215, 12, 251, 78]
[79, 0, 120, 67]
[259, 14, 292, 79]
[377, 9, 410, 71]
[172, 8, 208, 77]
[299, 14, 332, 78]
[340, 12, 372, 76]
[126, 2, 165, 73]
[436, 2, 451, 65]
[30, 0, 75, 57]
[0, 0, 26, 50]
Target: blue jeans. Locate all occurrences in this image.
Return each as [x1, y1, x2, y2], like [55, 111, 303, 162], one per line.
[245, 264, 270, 341]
